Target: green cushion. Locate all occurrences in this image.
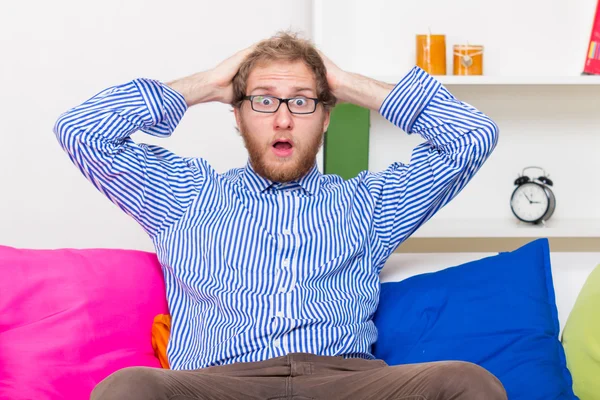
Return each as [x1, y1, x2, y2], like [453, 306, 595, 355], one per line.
[562, 263, 600, 400]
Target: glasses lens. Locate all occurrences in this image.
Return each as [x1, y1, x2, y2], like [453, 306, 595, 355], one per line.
[251, 96, 279, 112]
[288, 97, 316, 114]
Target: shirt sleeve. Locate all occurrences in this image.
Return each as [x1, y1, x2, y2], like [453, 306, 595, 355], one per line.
[365, 66, 499, 264]
[53, 78, 203, 237]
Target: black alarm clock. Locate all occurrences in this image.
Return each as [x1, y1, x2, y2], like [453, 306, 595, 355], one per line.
[510, 166, 556, 225]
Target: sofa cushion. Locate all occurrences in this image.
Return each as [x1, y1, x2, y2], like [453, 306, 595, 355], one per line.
[0, 245, 168, 400]
[373, 238, 576, 400]
[562, 263, 600, 399]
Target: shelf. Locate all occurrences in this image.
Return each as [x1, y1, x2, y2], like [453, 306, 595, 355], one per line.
[411, 218, 600, 238]
[377, 75, 600, 86]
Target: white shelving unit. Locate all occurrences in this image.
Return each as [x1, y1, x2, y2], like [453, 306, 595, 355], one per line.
[369, 76, 600, 241]
[384, 74, 600, 241]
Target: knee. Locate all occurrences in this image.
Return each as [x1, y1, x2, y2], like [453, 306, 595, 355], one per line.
[90, 367, 166, 400]
[434, 361, 507, 400]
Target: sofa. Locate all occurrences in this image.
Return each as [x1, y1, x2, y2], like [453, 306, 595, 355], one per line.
[1, 238, 598, 400]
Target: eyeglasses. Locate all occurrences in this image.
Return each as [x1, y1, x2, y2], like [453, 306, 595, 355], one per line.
[243, 95, 320, 114]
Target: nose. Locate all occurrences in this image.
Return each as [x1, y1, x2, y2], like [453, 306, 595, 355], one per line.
[273, 102, 294, 130]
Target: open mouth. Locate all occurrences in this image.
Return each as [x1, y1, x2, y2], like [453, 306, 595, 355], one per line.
[272, 139, 294, 157]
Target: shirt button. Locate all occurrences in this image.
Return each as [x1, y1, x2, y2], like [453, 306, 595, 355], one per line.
[282, 259, 290, 268]
[283, 228, 291, 235]
[278, 287, 286, 293]
[273, 338, 281, 347]
[276, 311, 284, 318]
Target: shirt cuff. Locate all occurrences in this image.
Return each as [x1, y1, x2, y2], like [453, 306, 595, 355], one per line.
[133, 78, 188, 138]
[378, 66, 441, 134]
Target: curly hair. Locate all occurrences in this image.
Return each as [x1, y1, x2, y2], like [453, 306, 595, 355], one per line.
[232, 30, 336, 111]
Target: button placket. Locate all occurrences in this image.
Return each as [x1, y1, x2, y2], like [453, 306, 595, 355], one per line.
[273, 191, 300, 323]
[283, 191, 293, 235]
[275, 191, 290, 311]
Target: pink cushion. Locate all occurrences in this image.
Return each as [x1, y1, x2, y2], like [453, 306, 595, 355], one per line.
[0, 245, 168, 400]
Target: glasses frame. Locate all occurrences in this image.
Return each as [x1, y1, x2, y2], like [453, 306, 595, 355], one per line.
[243, 95, 320, 115]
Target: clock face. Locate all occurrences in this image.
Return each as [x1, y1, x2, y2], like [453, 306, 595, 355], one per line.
[510, 183, 549, 222]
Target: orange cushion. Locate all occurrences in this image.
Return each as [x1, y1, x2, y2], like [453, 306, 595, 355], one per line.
[151, 314, 171, 369]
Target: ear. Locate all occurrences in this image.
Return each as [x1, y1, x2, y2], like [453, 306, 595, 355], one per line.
[322, 109, 331, 133]
[233, 106, 241, 128]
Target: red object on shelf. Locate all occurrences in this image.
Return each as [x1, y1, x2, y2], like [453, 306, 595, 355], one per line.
[584, 0, 600, 75]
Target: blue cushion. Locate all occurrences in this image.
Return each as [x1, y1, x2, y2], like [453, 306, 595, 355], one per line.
[373, 238, 576, 400]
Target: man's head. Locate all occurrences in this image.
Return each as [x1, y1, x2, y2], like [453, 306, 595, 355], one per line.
[232, 31, 336, 183]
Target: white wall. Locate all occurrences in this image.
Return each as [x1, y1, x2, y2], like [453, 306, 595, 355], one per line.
[315, 0, 600, 225]
[2, 0, 599, 252]
[0, 0, 313, 251]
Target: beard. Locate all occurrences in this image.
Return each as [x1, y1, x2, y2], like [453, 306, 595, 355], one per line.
[239, 117, 325, 183]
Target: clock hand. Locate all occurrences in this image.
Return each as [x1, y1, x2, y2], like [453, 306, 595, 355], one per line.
[528, 192, 541, 204]
[522, 192, 533, 203]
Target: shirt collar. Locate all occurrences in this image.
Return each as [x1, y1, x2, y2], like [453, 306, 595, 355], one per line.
[242, 161, 322, 196]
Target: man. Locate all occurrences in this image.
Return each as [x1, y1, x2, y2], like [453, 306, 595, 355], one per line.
[54, 31, 505, 400]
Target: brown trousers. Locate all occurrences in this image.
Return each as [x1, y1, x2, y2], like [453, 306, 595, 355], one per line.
[91, 352, 507, 400]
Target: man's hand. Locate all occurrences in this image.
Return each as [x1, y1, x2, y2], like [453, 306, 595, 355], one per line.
[206, 45, 256, 104]
[167, 44, 256, 107]
[317, 49, 395, 112]
[317, 50, 346, 101]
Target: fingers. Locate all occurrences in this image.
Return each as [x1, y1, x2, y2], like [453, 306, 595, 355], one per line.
[316, 49, 328, 63]
[221, 43, 257, 72]
[235, 43, 258, 61]
[316, 49, 332, 62]
[316, 49, 337, 70]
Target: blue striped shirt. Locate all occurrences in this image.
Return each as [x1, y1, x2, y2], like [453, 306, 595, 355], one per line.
[54, 66, 499, 370]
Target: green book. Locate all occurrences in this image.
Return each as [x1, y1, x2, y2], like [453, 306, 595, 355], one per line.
[323, 103, 370, 180]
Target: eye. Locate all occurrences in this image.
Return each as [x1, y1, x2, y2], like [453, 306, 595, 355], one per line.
[254, 96, 275, 106]
[292, 98, 308, 107]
